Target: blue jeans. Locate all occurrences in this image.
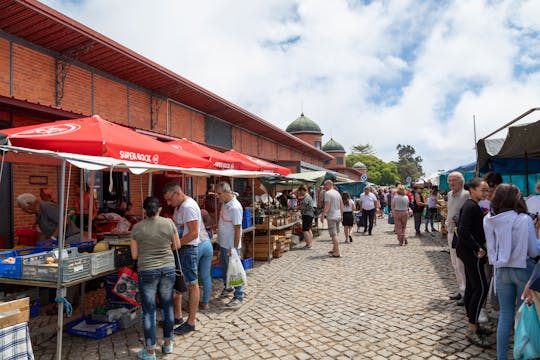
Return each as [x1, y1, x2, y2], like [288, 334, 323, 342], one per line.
[138, 266, 175, 350]
[178, 246, 199, 285]
[197, 240, 213, 304]
[495, 259, 535, 360]
[220, 247, 244, 301]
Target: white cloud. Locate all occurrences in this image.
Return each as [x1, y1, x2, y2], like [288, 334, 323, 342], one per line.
[43, 0, 540, 175]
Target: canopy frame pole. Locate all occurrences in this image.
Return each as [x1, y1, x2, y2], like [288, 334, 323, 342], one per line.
[480, 107, 540, 141]
[88, 170, 94, 241]
[79, 169, 84, 241]
[56, 159, 67, 360]
[525, 151, 530, 196]
[251, 178, 255, 267]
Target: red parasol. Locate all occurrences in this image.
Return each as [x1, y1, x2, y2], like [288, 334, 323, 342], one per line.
[167, 139, 256, 170]
[224, 150, 291, 176]
[1, 115, 213, 168]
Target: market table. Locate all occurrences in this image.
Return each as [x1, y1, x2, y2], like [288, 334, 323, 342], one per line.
[254, 220, 299, 261]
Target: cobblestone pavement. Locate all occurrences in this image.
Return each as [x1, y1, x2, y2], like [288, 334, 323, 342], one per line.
[32, 218, 498, 359]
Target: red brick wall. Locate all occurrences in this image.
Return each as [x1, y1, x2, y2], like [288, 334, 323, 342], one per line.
[128, 173, 150, 216]
[93, 74, 128, 124]
[241, 131, 258, 156]
[294, 133, 322, 149]
[12, 113, 45, 127]
[191, 112, 205, 142]
[60, 65, 92, 115]
[129, 88, 151, 129]
[12, 164, 59, 230]
[169, 103, 191, 139]
[12, 44, 55, 107]
[0, 38, 9, 96]
[259, 139, 276, 161]
[278, 145, 291, 161]
[328, 151, 345, 168]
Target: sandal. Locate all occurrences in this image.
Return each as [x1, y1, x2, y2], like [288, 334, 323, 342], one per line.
[329, 253, 342, 258]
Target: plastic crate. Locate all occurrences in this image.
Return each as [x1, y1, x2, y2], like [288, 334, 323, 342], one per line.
[90, 250, 115, 275]
[71, 241, 95, 253]
[0, 248, 52, 279]
[111, 245, 133, 268]
[212, 266, 223, 278]
[22, 250, 92, 283]
[242, 258, 253, 270]
[66, 316, 118, 339]
[30, 300, 40, 318]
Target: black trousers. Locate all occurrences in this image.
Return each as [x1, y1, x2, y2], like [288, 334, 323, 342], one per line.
[413, 211, 422, 234]
[362, 209, 375, 234]
[459, 250, 488, 325]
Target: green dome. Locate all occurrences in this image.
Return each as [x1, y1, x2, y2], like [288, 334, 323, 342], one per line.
[286, 113, 322, 134]
[353, 161, 367, 170]
[322, 138, 345, 153]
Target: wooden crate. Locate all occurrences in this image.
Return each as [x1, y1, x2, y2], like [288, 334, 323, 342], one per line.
[0, 297, 29, 328]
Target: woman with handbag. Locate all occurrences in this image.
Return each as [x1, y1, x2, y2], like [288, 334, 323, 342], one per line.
[456, 177, 492, 348]
[130, 197, 181, 360]
[484, 184, 540, 359]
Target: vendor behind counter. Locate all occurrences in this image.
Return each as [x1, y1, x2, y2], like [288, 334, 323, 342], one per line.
[16, 193, 80, 245]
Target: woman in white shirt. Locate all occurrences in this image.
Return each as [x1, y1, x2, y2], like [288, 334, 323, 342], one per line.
[341, 192, 355, 243]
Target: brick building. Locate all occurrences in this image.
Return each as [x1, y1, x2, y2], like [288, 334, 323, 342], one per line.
[0, 0, 332, 245]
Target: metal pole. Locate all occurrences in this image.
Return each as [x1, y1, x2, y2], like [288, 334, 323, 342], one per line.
[251, 178, 255, 265]
[148, 173, 153, 197]
[88, 171, 94, 241]
[56, 159, 67, 360]
[79, 169, 84, 241]
[480, 107, 540, 140]
[473, 115, 479, 176]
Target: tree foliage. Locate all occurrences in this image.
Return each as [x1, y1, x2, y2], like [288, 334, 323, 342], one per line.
[396, 144, 424, 183]
[346, 153, 400, 186]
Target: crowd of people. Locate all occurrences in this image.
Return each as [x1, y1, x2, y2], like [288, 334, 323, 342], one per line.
[445, 171, 540, 358]
[15, 173, 540, 359]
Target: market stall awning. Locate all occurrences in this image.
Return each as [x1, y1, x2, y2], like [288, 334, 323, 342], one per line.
[224, 150, 291, 176]
[167, 139, 247, 170]
[287, 170, 335, 187]
[0, 115, 214, 169]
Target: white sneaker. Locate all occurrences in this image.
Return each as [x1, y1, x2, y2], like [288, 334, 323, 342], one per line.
[227, 298, 242, 309]
[478, 309, 488, 324]
[220, 288, 234, 298]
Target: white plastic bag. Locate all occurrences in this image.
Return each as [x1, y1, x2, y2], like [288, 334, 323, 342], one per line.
[226, 248, 247, 288]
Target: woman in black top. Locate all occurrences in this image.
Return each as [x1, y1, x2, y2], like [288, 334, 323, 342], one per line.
[457, 177, 492, 348]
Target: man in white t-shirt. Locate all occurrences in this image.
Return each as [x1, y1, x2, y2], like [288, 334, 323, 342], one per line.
[215, 181, 245, 308]
[359, 186, 378, 235]
[163, 183, 209, 335]
[321, 180, 343, 257]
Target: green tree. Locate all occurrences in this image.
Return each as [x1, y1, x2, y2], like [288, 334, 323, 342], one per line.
[396, 144, 424, 183]
[346, 153, 400, 186]
[351, 143, 375, 155]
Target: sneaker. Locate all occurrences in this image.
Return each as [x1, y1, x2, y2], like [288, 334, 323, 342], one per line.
[431, 228, 437, 232]
[137, 350, 156, 360]
[456, 298, 465, 306]
[465, 329, 493, 348]
[449, 293, 462, 301]
[173, 322, 195, 335]
[227, 298, 243, 309]
[425, 229, 430, 233]
[478, 309, 488, 324]
[349, 235, 353, 242]
[162, 342, 173, 354]
[220, 288, 234, 298]
[175, 317, 184, 325]
[477, 326, 494, 336]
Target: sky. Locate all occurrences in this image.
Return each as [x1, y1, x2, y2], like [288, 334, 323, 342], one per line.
[43, 0, 540, 176]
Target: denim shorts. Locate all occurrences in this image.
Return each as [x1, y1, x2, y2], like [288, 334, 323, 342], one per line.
[176, 246, 199, 285]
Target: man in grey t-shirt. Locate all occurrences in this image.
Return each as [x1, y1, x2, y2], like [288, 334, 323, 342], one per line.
[321, 180, 343, 257]
[17, 193, 80, 244]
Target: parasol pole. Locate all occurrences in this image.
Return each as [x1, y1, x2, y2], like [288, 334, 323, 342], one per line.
[56, 159, 67, 360]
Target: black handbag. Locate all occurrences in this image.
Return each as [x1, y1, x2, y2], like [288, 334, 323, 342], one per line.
[451, 229, 459, 249]
[173, 247, 187, 293]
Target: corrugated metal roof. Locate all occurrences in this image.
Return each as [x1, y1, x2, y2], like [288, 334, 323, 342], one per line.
[0, 0, 332, 160]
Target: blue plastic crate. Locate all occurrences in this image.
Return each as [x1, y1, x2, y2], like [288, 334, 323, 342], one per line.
[0, 248, 52, 279]
[242, 258, 253, 270]
[66, 316, 119, 339]
[30, 300, 40, 318]
[212, 266, 222, 278]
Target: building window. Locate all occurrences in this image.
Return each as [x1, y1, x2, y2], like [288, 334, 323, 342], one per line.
[324, 160, 330, 165]
[336, 157, 344, 165]
[315, 141, 321, 149]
